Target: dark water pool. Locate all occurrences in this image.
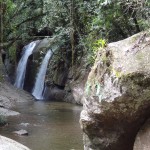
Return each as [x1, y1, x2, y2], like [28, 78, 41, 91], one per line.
[0, 101, 83, 150]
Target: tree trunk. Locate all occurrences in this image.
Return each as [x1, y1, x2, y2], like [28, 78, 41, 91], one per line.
[70, 0, 75, 68]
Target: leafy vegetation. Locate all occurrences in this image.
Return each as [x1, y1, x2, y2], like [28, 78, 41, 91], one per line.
[0, 0, 149, 65]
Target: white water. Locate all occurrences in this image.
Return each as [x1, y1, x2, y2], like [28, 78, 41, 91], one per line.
[32, 49, 53, 100]
[14, 41, 36, 89]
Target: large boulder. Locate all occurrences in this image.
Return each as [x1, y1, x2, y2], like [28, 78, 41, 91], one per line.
[0, 81, 33, 117]
[80, 30, 150, 150]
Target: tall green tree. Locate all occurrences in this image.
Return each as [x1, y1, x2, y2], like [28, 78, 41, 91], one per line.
[0, 0, 149, 64]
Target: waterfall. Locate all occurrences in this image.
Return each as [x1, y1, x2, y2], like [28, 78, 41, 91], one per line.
[14, 41, 36, 89]
[32, 49, 53, 100]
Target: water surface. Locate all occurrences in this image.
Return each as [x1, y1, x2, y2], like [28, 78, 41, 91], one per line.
[0, 101, 83, 150]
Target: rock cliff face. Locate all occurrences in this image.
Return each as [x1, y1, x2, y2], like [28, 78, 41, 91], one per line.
[80, 30, 150, 150]
[11, 37, 89, 104]
[45, 49, 89, 104]
[64, 58, 90, 105]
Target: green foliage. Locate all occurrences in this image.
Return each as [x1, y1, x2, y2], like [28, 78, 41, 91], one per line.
[85, 80, 103, 101]
[1, 0, 149, 67]
[84, 0, 149, 52]
[85, 82, 91, 95]
[93, 39, 107, 50]
[8, 45, 16, 62]
[88, 38, 107, 65]
[112, 68, 122, 78]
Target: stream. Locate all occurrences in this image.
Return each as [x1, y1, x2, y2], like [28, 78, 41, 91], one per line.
[0, 101, 83, 150]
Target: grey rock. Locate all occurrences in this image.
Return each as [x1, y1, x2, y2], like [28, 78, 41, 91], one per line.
[80, 30, 150, 150]
[64, 60, 90, 105]
[20, 123, 30, 127]
[0, 81, 33, 117]
[0, 108, 20, 116]
[13, 130, 28, 136]
[0, 135, 30, 150]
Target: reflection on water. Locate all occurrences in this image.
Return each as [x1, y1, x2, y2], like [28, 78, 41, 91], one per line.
[0, 101, 83, 150]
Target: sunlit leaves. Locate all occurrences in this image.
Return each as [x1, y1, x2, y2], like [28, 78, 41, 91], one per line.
[1, 0, 149, 65]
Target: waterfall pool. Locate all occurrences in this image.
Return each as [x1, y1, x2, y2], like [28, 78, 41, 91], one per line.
[0, 101, 83, 150]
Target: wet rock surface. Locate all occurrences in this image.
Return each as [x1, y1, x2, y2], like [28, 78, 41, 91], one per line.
[0, 108, 20, 116]
[80, 30, 150, 150]
[13, 129, 28, 136]
[0, 82, 33, 116]
[0, 135, 30, 150]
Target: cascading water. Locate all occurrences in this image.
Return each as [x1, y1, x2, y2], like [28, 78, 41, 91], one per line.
[32, 49, 53, 100]
[14, 41, 37, 89]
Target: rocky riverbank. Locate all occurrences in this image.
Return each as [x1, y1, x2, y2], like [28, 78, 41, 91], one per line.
[0, 81, 33, 150]
[0, 81, 33, 116]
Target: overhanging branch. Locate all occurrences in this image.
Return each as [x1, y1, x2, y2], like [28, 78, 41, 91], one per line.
[16, 13, 46, 28]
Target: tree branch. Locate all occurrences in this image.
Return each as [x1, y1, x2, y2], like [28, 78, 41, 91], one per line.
[16, 13, 46, 28]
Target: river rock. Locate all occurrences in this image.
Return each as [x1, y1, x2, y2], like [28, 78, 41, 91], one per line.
[20, 123, 30, 127]
[0, 135, 30, 150]
[0, 81, 33, 117]
[13, 130, 28, 136]
[0, 107, 20, 116]
[80, 30, 150, 150]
